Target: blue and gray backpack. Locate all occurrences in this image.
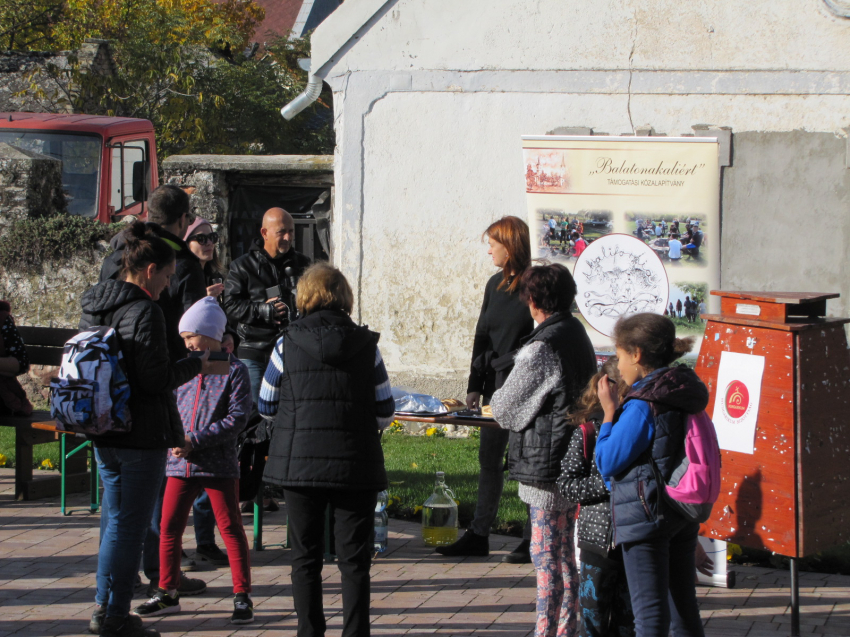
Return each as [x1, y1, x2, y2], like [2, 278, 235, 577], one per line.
[50, 307, 132, 436]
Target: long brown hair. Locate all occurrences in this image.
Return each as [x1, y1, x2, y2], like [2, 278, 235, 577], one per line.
[613, 313, 694, 371]
[568, 357, 629, 425]
[484, 216, 531, 293]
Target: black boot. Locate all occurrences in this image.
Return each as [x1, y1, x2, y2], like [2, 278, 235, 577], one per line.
[502, 539, 531, 564]
[435, 530, 489, 557]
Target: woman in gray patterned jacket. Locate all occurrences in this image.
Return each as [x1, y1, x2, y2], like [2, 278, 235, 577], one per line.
[491, 263, 597, 637]
[557, 358, 634, 637]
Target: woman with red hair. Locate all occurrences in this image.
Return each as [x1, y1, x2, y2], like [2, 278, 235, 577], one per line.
[437, 215, 535, 562]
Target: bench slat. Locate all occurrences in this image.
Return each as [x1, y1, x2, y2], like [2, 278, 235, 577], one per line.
[18, 326, 78, 347]
[23, 345, 65, 366]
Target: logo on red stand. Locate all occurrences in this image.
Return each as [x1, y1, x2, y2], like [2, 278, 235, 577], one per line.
[724, 380, 750, 420]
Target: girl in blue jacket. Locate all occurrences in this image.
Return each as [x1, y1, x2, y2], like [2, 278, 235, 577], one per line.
[595, 313, 709, 637]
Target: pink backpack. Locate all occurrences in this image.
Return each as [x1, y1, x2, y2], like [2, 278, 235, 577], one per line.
[653, 410, 721, 523]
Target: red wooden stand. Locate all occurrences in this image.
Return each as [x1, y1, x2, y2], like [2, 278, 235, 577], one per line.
[695, 291, 850, 636]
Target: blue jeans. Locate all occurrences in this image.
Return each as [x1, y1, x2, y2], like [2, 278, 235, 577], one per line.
[95, 447, 167, 618]
[100, 482, 216, 578]
[242, 358, 266, 407]
[621, 519, 704, 637]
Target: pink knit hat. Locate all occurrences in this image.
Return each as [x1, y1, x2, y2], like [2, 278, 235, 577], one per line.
[184, 217, 213, 240]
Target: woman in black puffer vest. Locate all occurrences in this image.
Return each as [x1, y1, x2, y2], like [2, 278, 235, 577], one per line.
[257, 263, 394, 637]
[80, 222, 207, 637]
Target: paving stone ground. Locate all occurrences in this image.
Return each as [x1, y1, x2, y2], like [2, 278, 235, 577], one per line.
[1, 468, 849, 636]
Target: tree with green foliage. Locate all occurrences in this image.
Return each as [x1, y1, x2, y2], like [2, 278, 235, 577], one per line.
[0, 0, 62, 52]
[12, 0, 333, 157]
[678, 282, 708, 304]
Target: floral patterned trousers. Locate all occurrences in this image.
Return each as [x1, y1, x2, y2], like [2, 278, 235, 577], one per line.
[530, 505, 580, 637]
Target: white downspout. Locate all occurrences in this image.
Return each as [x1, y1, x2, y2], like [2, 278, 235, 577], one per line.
[281, 70, 324, 120]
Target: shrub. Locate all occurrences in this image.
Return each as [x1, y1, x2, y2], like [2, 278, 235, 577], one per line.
[0, 214, 121, 269]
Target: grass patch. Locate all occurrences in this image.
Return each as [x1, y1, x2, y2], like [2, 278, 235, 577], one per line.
[0, 427, 62, 470]
[381, 433, 526, 536]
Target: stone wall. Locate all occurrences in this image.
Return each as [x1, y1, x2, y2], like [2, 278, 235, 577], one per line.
[162, 154, 334, 265]
[0, 143, 65, 229]
[0, 40, 116, 113]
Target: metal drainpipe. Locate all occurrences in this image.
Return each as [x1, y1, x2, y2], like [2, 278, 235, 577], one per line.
[280, 75, 324, 120]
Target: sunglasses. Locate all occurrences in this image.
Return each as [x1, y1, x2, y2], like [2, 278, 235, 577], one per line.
[189, 232, 218, 245]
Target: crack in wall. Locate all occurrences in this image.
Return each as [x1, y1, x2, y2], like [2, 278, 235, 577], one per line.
[627, 13, 637, 135]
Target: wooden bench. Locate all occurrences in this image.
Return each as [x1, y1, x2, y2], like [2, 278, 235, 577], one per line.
[0, 326, 98, 513]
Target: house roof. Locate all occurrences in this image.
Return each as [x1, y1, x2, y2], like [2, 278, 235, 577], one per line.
[221, 0, 343, 43]
[252, 0, 304, 40]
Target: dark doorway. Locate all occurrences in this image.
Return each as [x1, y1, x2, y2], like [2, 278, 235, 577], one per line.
[229, 185, 331, 263]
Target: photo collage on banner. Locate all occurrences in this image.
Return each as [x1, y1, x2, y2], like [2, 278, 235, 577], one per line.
[521, 136, 720, 354]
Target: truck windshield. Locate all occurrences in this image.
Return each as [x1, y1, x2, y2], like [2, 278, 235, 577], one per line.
[0, 131, 101, 218]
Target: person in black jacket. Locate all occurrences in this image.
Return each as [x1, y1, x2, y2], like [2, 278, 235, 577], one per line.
[222, 207, 311, 408]
[558, 358, 635, 637]
[437, 216, 535, 561]
[257, 263, 394, 637]
[100, 185, 212, 580]
[100, 185, 207, 362]
[82, 222, 212, 637]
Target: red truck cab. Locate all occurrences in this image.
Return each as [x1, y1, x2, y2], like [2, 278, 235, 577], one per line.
[0, 112, 158, 223]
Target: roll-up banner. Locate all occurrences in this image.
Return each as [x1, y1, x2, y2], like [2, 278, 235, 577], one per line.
[521, 136, 720, 353]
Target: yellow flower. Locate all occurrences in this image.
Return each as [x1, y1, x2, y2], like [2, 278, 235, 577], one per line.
[40, 458, 54, 470]
[0, 453, 7, 467]
[425, 427, 438, 437]
[727, 543, 742, 561]
[411, 462, 418, 469]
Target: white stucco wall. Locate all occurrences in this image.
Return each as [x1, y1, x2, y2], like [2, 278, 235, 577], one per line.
[311, 0, 850, 393]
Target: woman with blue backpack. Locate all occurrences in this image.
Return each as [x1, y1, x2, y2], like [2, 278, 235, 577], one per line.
[78, 222, 211, 637]
[595, 313, 709, 637]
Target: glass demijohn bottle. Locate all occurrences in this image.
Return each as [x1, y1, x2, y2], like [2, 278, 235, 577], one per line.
[421, 471, 458, 546]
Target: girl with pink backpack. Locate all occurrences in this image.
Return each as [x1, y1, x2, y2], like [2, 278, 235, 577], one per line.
[595, 313, 711, 637]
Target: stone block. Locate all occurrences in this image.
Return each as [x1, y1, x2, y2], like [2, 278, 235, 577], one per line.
[0, 143, 65, 228]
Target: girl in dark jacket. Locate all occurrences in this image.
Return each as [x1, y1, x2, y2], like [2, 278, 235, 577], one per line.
[595, 313, 709, 637]
[558, 358, 634, 637]
[257, 263, 395, 637]
[80, 222, 209, 637]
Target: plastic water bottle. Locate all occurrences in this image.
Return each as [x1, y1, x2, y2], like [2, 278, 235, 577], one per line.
[422, 471, 458, 546]
[374, 490, 389, 553]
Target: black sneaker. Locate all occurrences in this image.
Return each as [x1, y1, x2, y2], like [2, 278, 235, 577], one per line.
[89, 604, 106, 634]
[435, 529, 489, 557]
[196, 543, 229, 566]
[100, 614, 159, 637]
[231, 592, 254, 625]
[131, 589, 181, 617]
[502, 539, 532, 564]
